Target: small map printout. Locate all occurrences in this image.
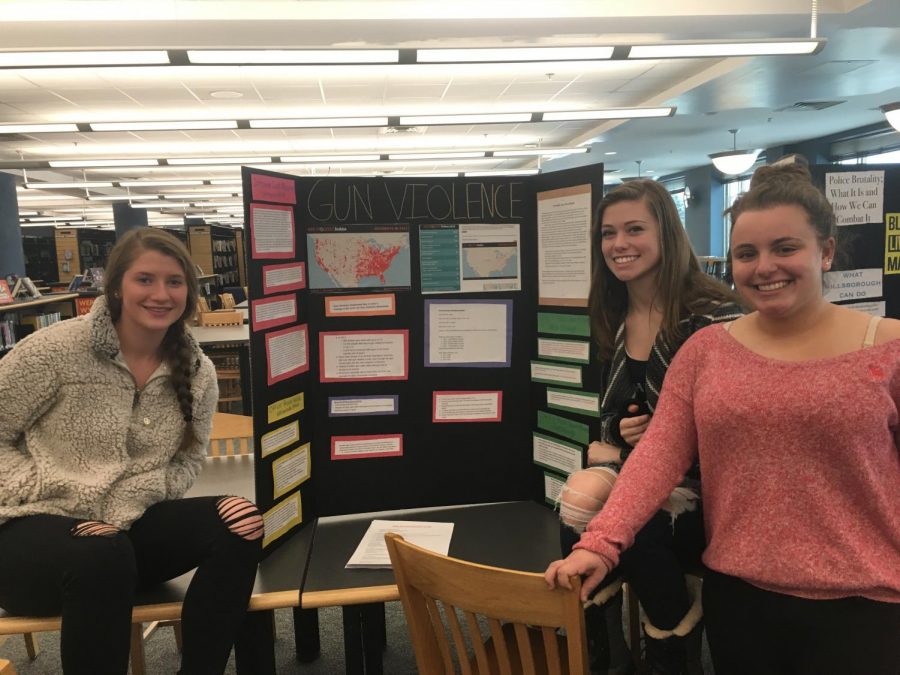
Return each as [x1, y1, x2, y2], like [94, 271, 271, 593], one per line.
[420, 223, 521, 293]
[307, 224, 411, 290]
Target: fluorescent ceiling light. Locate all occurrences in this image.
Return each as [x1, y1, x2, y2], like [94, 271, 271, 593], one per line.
[628, 39, 824, 59]
[53, 208, 112, 214]
[190, 202, 243, 207]
[250, 117, 389, 129]
[279, 154, 382, 163]
[16, 194, 80, 201]
[161, 193, 235, 200]
[417, 46, 614, 63]
[208, 179, 244, 186]
[24, 181, 114, 189]
[493, 147, 588, 157]
[19, 211, 39, 216]
[709, 150, 761, 176]
[49, 158, 159, 168]
[388, 152, 486, 160]
[399, 113, 532, 126]
[881, 102, 900, 133]
[543, 107, 675, 121]
[119, 180, 205, 187]
[0, 50, 170, 68]
[167, 157, 271, 165]
[466, 169, 541, 176]
[392, 172, 460, 178]
[130, 202, 191, 209]
[89, 120, 238, 132]
[0, 123, 80, 134]
[187, 49, 399, 64]
[88, 194, 160, 201]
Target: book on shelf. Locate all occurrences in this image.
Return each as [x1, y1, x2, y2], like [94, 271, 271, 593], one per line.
[0, 280, 12, 305]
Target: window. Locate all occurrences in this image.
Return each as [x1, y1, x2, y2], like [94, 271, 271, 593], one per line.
[837, 148, 900, 165]
[722, 177, 751, 254]
[669, 189, 687, 226]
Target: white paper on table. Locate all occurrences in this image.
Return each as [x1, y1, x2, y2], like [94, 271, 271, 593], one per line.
[345, 520, 454, 569]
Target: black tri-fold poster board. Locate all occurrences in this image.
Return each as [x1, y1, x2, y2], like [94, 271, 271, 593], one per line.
[812, 164, 900, 320]
[242, 165, 604, 554]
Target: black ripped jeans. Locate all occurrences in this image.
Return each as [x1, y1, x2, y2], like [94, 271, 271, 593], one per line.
[0, 496, 262, 675]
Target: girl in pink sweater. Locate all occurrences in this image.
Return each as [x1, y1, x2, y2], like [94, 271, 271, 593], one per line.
[546, 161, 900, 674]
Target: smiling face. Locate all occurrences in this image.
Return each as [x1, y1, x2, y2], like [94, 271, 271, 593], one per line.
[599, 198, 662, 285]
[730, 204, 835, 319]
[117, 248, 189, 338]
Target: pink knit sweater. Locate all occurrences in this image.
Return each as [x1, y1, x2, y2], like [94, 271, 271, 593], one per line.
[577, 324, 900, 602]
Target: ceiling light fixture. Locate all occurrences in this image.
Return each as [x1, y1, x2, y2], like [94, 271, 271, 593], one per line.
[417, 46, 614, 63]
[160, 193, 236, 200]
[0, 50, 170, 68]
[542, 107, 675, 121]
[0, 123, 80, 134]
[24, 181, 114, 189]
[466, 169, 541, 177]
[119, 180, 205, 187]
[89, 120, 239, 132]
[493, 147, 588, 157]
[49, 159, 160, 168]
[709, 129, 761, 176]
[398, 113, 533, 126]
[279, 154, 382, 163]
[16, 194, 81, 202]
[128, 202, 191, 209]
[388, 152, 487, 160]
[628, 38, 824, 60]
[166, 156, 272, 165]
[881, 102, 900, 133]
[250, 117, 389, 129]
[88, 194, 161, 201]
[187, 49, 400, 65]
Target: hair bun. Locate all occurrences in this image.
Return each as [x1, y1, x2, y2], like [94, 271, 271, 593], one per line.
[750, 160, 812, 191]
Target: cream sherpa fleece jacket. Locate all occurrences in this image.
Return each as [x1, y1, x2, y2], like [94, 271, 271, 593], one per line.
[0, 296, 217, 529]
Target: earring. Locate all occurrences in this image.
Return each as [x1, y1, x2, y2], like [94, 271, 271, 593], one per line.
[823, 259, 832, 270]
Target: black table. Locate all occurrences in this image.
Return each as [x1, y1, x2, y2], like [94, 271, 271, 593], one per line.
[300, 500, 562, 675]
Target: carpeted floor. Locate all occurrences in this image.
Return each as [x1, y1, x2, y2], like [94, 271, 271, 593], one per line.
[0, 603, 419, 674]
[1, 602, 712, 674]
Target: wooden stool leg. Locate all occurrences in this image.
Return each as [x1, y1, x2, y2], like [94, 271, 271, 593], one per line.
[0, 658, 19, 675]
[172, 620, 183, 652]
[23, 632, 39, 660]
[129, 622, 146, 675]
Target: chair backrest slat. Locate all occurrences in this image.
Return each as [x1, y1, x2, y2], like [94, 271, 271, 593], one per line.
[425, 596, 457, 673]
[486, 617, 513, 675]
[512, 623, 537, 675]
[386, 532, 588, 675]
[465, 609, 493, 674]
[542, 626, 563, 675]
[444, 602, 474, 675]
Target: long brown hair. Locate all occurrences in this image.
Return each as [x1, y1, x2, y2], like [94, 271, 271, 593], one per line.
[589, 179, 740, 362]
[104, 228, 201, 450]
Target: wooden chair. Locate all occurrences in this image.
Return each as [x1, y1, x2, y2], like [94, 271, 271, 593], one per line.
[385, 532, 588, 675]
[0, 657, 19, 674]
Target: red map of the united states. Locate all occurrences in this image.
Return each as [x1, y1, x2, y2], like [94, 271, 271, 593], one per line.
[313, 234, 406, 287]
